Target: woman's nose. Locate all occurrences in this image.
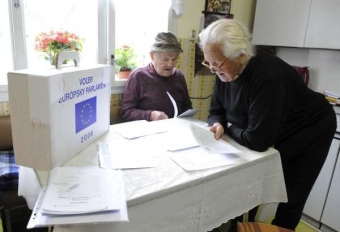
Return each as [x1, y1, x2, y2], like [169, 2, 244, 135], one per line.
[210, 66, 217, 73]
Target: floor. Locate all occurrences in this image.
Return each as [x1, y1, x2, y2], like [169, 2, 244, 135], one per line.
[0, 214, 49, 232]
[295, 220, 322, 232]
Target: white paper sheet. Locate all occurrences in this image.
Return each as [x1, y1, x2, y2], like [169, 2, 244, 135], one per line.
[190, 123, 241, 154]
[99, 134, 166, 169]
[167, 91, 199, 118]
[178, 108, 200, 117]
[169, 147, 237, 171]
[18, 166, 41, 210]
[164, 128, 199, 151]
[111, 120, 168, 139]
[108, 138, 159, 169]
[166, 91, 178, 118]
[98, 142, 113, 169]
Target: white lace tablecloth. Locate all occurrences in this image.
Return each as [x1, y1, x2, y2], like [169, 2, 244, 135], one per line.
[23, 118, 287, 232]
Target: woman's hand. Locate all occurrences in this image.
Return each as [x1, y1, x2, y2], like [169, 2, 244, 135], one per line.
[209, 122, 225, 140]
[150, 111, 168, 121]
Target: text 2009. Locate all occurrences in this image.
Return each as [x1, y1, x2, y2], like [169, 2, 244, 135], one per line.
[81, 130, 93, 143]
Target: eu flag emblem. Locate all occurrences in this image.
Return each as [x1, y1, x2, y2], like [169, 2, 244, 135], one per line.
[75, 96, 97, 133]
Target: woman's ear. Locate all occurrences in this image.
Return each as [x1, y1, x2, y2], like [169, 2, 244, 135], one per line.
[239, 54, 247, 64]
[150, 52, 155, 61]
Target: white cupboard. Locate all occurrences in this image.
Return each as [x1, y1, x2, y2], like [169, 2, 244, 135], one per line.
[320, 146, 340, 231]
[252, 0, 311, 47]
[304, 0, 340, 49]
[252, 0, 340, 49]
[303, 139, 340, 221]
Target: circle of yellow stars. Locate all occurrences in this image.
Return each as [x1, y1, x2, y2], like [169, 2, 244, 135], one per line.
[80, 103, 92, 125]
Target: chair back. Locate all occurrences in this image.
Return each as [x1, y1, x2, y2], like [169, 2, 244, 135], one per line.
[237, 222, 295, 232]
[0, 116, 13, 150]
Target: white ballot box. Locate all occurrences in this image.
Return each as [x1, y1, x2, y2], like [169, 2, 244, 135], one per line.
[7, 64, 110, 171]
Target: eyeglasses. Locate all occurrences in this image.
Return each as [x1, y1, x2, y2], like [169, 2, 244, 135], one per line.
[202, 59, 228, 70]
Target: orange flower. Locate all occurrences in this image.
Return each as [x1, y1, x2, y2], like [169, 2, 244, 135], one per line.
[35, 30, 84, 64]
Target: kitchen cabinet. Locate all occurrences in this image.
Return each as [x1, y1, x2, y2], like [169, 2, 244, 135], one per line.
[320, 143, 340, 231]
[303, 138, 340, 222]
[252, 0, 340, 49]
[304, 0, 340, 49]
[252, 0, 311, 47]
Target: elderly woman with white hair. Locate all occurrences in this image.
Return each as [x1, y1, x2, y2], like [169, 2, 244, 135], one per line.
[199, 19, 336, 231]
[121, 32, 192, 122]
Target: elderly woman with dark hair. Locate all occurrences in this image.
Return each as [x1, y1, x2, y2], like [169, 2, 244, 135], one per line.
[199, 19, 336, 231]
[120, 32, 192, 122]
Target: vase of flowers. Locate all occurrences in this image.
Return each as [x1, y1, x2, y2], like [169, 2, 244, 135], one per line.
[35, 30, 84, 66]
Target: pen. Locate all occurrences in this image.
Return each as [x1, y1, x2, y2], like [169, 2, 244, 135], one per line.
[66, 183, 79, 192]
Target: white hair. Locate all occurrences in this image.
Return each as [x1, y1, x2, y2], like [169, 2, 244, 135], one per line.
[198, 19, 255, 59]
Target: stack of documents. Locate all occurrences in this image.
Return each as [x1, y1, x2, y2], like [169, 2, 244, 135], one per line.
[27, 166, 128, 228]
[109, 119, 241, 171]
[324, 90, 340, 105]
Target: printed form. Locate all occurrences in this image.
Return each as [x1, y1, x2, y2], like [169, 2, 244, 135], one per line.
[169, 123, 241, 171]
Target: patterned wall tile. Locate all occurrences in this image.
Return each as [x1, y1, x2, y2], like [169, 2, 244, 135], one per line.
[178, 38, 215, 122]
[110, 93, 124, 107]
[176, 38, 183, 71]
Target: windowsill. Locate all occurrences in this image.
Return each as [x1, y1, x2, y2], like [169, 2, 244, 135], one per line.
[0, 73, 128, 102]
[111, 75, 128, 94]
[0, 83, 125, 103]
[0, 84, 9, 102]
[111, 85, 125, 94]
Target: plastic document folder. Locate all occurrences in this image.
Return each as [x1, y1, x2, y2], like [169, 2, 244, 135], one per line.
[27, 167, 128, 228]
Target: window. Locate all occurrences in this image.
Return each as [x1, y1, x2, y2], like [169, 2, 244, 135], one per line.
[114, 0, 171, 67]
[24, 0, 98, 69]
[0, 0, 14, 85]
[1, 0, 105, 91]
[0, 0, 172, 100]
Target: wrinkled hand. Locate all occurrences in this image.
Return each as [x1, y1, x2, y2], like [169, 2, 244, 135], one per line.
[209, 122, 225, 140]
[150, 111, 168, 121]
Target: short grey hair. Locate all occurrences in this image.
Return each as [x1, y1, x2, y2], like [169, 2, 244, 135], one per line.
[198, 19, 255, 59]
[151, 32, 183, 53]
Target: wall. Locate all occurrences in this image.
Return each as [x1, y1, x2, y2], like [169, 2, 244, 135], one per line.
[231, 0, 257, 31]
[175, 0, 205, 39]
[276, 47, 340, 94]
[174, 0, 256, 40]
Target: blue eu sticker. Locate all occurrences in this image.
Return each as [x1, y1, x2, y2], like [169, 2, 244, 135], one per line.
[75, 96, 97, 133]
